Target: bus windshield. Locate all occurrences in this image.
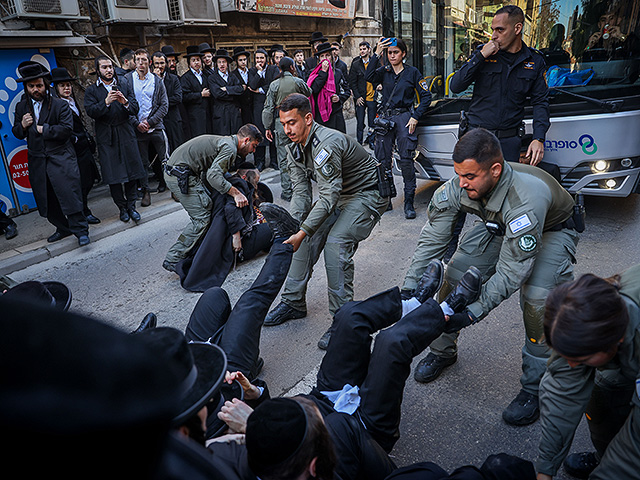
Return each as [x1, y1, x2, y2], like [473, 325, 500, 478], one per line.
[415, 0, 640, 102]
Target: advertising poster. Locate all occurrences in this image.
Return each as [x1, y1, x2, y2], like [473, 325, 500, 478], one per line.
[0, 49, 57, 215]
[237, 0, 355, 19]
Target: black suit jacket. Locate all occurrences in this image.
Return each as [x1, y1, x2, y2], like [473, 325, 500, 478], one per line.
[230, 68, 253, 125]
[208, 70, 244, 135]
[349, 56, 370, 100]
[247, 65, 279, 130]
[180, 69, 210, 137]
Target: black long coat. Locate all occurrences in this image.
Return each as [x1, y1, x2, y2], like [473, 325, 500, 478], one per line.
[248, 64, 279, 136]
[180, 70, 210, 138]
[68, 104, 100, 192]
[208, 70, 244, 136]
[84, 79, 146, 185]
[230, 68, 253, 125]
[12, 94, 84, 217]
[163, 72, 184, 153]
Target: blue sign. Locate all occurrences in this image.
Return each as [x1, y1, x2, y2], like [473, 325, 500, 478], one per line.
[0, 49, 57, 214]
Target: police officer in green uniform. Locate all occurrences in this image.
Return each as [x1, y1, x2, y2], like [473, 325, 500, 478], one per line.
[162, 124, 263, 272]
[402, 128, 580, 426]
[537, 265, 640, 480]
[263, 93, 389, 350]
[262, 57, 312, 202]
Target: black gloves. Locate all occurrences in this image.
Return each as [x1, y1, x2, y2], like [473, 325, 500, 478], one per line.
[443, 310, 478, 333]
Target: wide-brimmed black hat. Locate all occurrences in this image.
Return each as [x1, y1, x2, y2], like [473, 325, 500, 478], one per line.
[0, 298, 181, 478]
[314, 42, 337, 57]
[161, 45, 182, 58]
[2, 280, 71, 311]
[137, 327, 227, 427]
[185, 45, 204, 58]
[214, 48, 233, 62]
[309, 31, 328, 45]
[269, 44, 289, 56]
[255, 47, 269, 58]
[199, 42, 215, 54]
[50, 67, 76, 84]
[232, 46, 251, 60]
[206, 379, 245, 439]
[16, 61, 51, 83]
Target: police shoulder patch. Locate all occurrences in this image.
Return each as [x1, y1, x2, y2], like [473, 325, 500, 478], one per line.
[314, 148, 330, 167]
[312, 134, 320, 148]
[419, 78, 429, 92]
[518, 234, 537, 252]
[321, 162, 337, 178]
[509, 213, 532, 234]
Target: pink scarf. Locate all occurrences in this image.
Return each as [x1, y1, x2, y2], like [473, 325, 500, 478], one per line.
[307, 60, 335, 123]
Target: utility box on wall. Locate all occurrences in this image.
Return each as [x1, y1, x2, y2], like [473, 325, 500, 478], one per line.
[0, 49, 57, 217]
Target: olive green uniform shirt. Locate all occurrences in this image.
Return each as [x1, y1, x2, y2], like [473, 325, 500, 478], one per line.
[287, 122, 379, 236]
[403, 161, 575, 320]
[262, 72, 312, 130]
[166, 134, 238, 195]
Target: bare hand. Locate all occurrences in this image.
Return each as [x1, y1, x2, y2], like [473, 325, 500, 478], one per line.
[217, 398, 253, 434]
[221, 86, 227, 92]
[21, 113, 34, 129]
[36, 125, 43, 134]
[206, 433, 245, 446]
[481, 40, 500, 58]
[283, 230, 306, 252]
[536, 474, 552, 480]
[406, 117, 418, 134]
[137, 122, 149, 133]
[202, 88, 211, 98]
[356, 97, 365, 107]
[375, 37, 392, 56]
[265, 129, 274, 142]
[524, 139, 544, 166]
[321, 59, 330, 72]
[105, 90, 118, 105]
[233, 192, 248, 208]
[115, 92, 128, 105]
[225, 371, 261, 400]
[232, 233, 242, 252]
[331, 94, 340, 103]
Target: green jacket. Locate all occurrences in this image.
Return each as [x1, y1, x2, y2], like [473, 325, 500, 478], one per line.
[537, 264, 640, 476]
[287, 122, 378, 236]
[262, 72, 312, 131]
[403, 161, 575, 320]
[166, 135, 238, 195]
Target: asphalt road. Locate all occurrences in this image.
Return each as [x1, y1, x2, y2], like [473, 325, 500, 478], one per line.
[7, 171, 640, 478]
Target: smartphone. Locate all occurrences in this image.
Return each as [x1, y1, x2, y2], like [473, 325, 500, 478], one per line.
[112, 85, 119, 91]
[387, 37, 398, 47]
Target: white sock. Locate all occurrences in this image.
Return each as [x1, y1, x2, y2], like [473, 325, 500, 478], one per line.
[440, 301, 455, 316]
[401, 297, 421, 317]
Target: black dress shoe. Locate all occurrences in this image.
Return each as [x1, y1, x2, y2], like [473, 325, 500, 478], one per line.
[563, 452, 599, 479]
[47, 231, 72, 243]
[414, 352, 457, 383]
[443, 266, 482, 313]
[140, 190, 151, 207]
[77, 235, 90, 247]
[86, 214, 101, 224]
[413, 259, 444, 303]
[263, 302, 306, 326]
[259, 203, 299, 239]
[132, 312, 157, 333]
[317, 329, 332, 350]
[119, 208, 130, 222]
[157, 183, 167, 193]
[502, 389, 540, 426]
[5, 223, 17, 240]
[128, 208, 141, 222]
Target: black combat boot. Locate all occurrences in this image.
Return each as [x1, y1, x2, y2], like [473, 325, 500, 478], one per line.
[404, 193, 416, 219]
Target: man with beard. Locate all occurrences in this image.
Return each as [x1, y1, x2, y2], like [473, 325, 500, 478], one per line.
[162, 123, 263, 273]
[12, 61, 89, 246]
[84, 55, 146, 223]
[180, 45, 211, 139]
[153, 51, 184, 154]
[248, 48, 279, 171]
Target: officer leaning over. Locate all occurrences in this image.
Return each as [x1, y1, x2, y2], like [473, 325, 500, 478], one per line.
[402, 128, 582, 427]
[366, 37, 432, 220]
[450, 5, 549, 165]
[263, 93, 390, 350]
[262, 56, 312, 202]
[162, 124, 263, 273]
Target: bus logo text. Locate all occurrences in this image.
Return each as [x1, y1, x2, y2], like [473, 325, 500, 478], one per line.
[545, 134, 598, 155]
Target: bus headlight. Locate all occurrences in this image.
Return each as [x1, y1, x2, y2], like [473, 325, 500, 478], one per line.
[592, 160, 609, 173]
[605, 178, 617, 189]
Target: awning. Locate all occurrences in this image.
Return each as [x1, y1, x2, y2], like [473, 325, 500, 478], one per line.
[0, 29, 99, 48]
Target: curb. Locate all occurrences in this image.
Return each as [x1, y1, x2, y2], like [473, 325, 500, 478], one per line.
[0, 199, 183, 276]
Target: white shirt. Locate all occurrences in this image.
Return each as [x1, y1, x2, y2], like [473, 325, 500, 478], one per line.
[31, 99, 43, 122]
[218, 70, 228, 83]
[62, 96, 80, 116]
[132, 70, 155, 129]
[191, 67, 203, 85]
[238, 68, 248, 84]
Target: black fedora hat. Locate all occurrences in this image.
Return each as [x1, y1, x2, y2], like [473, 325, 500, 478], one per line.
[213, 48, 233, 63]
[50, 67, 76, 84]
[199, 42, 215, 54]
[137, 327, 227, 427]
[309, 31, 328, 45]
[161, 45, 182, 57]
[314, 42, 337, 57]
[185, 45, 204, 58]
[2, 280, 72, 311]
[0, 298, 181, 478]
[16, 61, 51, 83]
[232, 46, 251, 60]
[269, 44, 289, 56]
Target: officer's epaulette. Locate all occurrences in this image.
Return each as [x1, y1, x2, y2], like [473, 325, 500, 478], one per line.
[529, 46, 544, 57]
[312, 134, 320, 148]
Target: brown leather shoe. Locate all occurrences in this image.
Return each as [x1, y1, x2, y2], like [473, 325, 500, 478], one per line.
[140, 190, 151, 207]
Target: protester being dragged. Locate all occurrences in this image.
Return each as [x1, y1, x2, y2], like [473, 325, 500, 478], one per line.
[51, 67, 101, 225]
[307, 42, 350, 133]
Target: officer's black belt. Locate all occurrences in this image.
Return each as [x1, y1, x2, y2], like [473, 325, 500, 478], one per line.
[470, 125, 519, 139]
[164, 163, 195, 177]
[381, 107, 410, 116]
[547, 217, 576, 232]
